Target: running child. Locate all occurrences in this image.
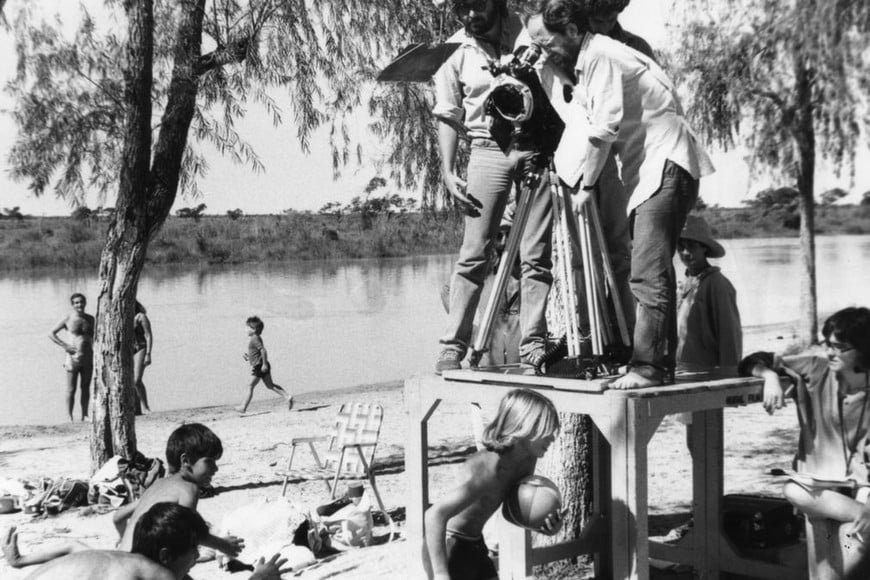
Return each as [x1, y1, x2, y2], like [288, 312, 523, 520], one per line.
[112, 423, 244, 560]
[238, 316, 293, 414]
[424, 388, 563, 580]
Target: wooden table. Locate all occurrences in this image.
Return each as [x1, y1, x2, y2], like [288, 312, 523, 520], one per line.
[404, 368, 795, 580]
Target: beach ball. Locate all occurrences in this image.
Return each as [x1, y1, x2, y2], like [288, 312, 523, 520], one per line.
[502, 475, 562, 533]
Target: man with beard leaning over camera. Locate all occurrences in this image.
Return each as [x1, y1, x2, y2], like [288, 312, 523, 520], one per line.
[433, 0, 554, 375]
[525, 0, 714, 389]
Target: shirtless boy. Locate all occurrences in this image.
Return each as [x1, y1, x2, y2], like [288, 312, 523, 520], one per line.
[6, 502, 288, 580]
[113, 424, 244, 559]
[425, 389, 563, 579]
[49, 292, 95, 422]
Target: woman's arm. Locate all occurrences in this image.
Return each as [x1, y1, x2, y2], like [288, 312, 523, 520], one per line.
[140, 314, 153, 364]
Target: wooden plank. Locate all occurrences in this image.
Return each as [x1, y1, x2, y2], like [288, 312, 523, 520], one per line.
[442, 367, 608, 392]
[609, 395, 635, 580]
[530, 536, 601, 565]
[498, 519, 532, 580]
[403, 376, 430, 578]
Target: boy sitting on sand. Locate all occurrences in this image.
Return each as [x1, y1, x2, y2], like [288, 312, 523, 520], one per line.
[113, 423, 244, 559]
[424, 388, 563, 580]
[5, 502, 289, 579]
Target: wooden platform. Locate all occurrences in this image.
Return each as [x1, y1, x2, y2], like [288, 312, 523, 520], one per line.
[404, 369, 806, 580]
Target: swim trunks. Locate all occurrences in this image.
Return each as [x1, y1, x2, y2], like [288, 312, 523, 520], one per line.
[251, 363, 268, 378]
[445, 528, 497, 580]
[64, 352, 92, 372]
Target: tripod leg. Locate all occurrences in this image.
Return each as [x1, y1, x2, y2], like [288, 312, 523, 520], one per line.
[588, 195, 631, 346]
[469, 168, 547, 365]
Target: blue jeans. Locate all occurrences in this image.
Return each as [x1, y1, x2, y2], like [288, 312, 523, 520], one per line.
[628, 160, 699, 379]
[441, 140, 553, 360]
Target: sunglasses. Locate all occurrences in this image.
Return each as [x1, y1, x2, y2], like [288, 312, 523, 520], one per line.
[825, 340, 855, 354]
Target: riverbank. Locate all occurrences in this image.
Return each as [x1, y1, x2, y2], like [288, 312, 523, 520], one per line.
[0, 375, 800, 580]
[0, 325, 804, 579]
[2, 205, 868, 271]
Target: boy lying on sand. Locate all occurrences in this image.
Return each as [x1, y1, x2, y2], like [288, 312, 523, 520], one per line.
[4, 502, 289, 579]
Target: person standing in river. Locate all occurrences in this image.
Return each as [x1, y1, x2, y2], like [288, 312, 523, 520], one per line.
[49, 293, 95, 422]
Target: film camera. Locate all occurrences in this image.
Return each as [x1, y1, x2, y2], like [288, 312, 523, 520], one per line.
[483, 44, 565, 157]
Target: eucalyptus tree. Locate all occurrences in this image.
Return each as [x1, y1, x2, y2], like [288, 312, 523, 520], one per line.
[671, 0, 870, 344]
[5, 0, 450, 469]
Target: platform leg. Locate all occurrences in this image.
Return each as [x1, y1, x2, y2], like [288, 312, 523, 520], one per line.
[405, 376, 441, 579]
[609, 398, 653, 580]
[690, 408, 723, 580]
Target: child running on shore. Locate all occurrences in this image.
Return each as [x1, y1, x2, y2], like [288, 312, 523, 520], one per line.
[424, 388, 563, 580]
[5, 502, 288, 579]
[112, 423, 245, 560]
[741, 306, 870, 577]
[238, 316, 293, 414]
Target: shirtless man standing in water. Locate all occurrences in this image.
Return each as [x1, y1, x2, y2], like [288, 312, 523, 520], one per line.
[49, 293, 95, 422]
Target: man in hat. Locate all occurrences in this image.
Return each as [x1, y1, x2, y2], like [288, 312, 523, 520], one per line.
[676, 215, 742, 369]
[433, 0, 553, 374]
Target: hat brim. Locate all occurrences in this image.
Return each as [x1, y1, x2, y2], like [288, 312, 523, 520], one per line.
[681, 234, 726, 258]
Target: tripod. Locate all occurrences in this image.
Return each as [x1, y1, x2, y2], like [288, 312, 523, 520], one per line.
[468, 158, 630, 376]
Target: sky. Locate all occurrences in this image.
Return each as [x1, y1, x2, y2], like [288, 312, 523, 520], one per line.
[1, 1, 868, 217]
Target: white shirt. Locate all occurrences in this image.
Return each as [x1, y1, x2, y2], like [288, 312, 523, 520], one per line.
[544, 34, 715, 213]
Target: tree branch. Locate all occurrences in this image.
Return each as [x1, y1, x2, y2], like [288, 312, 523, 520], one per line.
[193, 37, 249, 76]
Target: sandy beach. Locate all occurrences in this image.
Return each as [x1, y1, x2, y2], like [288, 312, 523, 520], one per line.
[0, 358, 804, 580]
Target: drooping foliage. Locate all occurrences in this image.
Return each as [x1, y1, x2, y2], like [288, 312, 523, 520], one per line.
[6, 0, 458, 209]
[670, 0, 870, 343]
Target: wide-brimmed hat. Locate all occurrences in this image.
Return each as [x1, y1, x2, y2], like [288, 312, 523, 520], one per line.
[680, 215, 725, 258]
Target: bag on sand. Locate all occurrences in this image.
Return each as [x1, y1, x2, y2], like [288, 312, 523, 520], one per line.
[88, 452, 165, 507]
[42, 479, 89, 514]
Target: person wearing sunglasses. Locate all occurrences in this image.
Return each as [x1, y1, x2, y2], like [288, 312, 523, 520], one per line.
[740, 306, 870, 576]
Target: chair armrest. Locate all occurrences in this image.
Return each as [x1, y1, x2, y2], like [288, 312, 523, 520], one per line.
[339, 442, 376, 449]
[291, 436, 331, 445]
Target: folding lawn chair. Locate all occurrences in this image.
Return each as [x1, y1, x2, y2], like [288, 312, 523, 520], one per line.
[276, 402, 395, 540]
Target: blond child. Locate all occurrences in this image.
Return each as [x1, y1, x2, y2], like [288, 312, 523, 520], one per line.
[424, 388, 563, 580]
[239, 316, 293, 413]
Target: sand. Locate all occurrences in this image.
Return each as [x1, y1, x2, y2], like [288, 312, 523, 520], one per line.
[0, 363, 800, 579]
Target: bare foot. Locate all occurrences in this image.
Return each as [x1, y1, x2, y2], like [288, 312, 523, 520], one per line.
[287, 397, 294, 411]
[235, 407, 247, 414]
[3, 526, 23, 568]
[608, 371, 660, 390]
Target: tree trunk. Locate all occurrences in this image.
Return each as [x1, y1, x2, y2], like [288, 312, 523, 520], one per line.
[90, 0, 155, 471]
[792, 55, 818, 346]
[537, 232, 594, 556]
[91, 0, 207, 471]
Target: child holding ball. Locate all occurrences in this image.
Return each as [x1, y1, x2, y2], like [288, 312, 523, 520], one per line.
[424, 388, 563, 580]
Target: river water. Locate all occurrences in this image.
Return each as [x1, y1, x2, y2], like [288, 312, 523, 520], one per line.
[2, 234, 869, 425]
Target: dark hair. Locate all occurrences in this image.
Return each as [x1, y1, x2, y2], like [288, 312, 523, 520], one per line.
[822, 307, 870, 367]
[585, 0, 630, 15]
[246, 315, 264, 334]
[70, 293, 86, 304]
[451, 0, 507, 18]
[131, 502, 208, 563]
[522, 0, 589, 35]
[165, 423, 223, 473]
